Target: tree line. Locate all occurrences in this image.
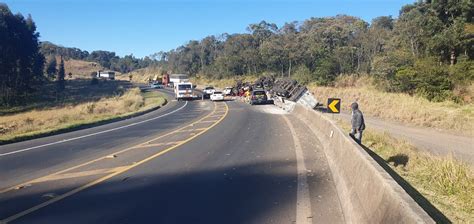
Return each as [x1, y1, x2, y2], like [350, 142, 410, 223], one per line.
[159, 0, 473, 102]
[0, 4, 45, 105]
[0, 3, 155, 106]
[40, 42, 157, 73]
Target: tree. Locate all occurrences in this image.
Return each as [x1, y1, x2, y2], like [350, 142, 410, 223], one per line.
[148, 2, 472, 102]
[57, 57, 65, 91]
[0, 4, 44, 105]
[293, 65, 313, 85]
[46, 57, 57, 79]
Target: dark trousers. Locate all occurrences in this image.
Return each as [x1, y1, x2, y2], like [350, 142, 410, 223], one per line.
[350, 130, 363, 144]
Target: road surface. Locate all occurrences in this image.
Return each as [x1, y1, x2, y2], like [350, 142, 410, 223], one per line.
[0, 89, 344, 224]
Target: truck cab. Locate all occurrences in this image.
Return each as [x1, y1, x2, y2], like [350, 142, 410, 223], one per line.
[174, 82, 195, 100]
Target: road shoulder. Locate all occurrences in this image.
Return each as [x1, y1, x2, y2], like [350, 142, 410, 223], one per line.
[285, 114, 345, 223]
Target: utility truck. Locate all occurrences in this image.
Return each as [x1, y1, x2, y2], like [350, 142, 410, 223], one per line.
[174, 82, 196, 100]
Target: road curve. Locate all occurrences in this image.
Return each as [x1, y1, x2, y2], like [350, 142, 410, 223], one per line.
[0, 89, 201, 189]
[1, 100, 344, 224]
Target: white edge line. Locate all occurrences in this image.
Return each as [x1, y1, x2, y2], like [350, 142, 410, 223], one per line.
[0, 101, 188, 157]
[283, 116, 312, 224]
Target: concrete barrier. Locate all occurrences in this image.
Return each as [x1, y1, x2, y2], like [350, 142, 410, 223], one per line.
[292, 105, 434, 223]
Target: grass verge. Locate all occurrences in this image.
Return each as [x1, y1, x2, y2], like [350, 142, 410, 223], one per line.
[309, 76, 474, 137]
[0, 88, 166, 144]
[336, 120, 474, 223]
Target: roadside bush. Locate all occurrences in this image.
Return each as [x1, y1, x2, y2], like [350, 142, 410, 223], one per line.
[293, 65, 313, 85]
[83, 103, 96, 114]
[314, 56, 339, 85]
[450, 56, 474, 84]
[121, 88, 144, 111]
[394, 58, 453, 102]
[371, 51, 414, 91]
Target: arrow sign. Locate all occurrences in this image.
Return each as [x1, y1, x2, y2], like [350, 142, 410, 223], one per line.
[327, 98, 341, 113]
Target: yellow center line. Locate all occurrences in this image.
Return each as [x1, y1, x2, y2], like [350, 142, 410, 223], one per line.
[132, 141, 184, 149]
[0, 102, 219, 194]
[175, 128, 208, 133]
[198, 120, 221, 123]
[31, 166, 131, 184]
[2, 102, 229, 223]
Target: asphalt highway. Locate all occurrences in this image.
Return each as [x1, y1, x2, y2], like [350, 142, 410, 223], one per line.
[0, 89, 344, 224]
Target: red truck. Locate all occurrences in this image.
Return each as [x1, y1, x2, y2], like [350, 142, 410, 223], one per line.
[162, 73, 170, 86]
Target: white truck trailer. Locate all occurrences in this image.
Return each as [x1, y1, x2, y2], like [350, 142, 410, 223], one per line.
[97, 71, 115, 80]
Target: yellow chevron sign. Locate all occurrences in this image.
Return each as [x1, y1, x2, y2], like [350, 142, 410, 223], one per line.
[327, 98, 341, 113]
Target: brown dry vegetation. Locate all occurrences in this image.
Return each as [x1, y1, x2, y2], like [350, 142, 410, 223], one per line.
[0, 88, 165, 143]
[336, 120, 474, 223]
[118, 67, 163, 83]
[63, 59, 104, 78]
[49, 57, 122, 79]
[0, 80, 133, 115]
[310, 75, 474, 136]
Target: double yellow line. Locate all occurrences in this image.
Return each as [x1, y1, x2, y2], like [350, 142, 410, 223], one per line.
[2, 102, 229, 223]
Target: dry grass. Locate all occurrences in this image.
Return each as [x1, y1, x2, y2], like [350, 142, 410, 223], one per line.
[336, 120, 474, 222]
[63, 59, 105, 79]
[0, 88, 165, 143]
[48, 57, 123, 79]
[309, 76, 474, 136]
[117, 67, 164, 83]
[190, 75, 258, 89]
[0, 79, 133, 115]
[367, 129, 474, 222]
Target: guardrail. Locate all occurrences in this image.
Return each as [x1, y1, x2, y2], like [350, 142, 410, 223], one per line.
[292, 105, 434, 223]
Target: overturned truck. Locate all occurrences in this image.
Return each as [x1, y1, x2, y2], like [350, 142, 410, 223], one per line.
[267, 78, 319, 111]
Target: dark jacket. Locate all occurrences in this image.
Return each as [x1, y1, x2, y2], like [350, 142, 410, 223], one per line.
[351, 109, 365, 132]
[350, 102, 365, 132]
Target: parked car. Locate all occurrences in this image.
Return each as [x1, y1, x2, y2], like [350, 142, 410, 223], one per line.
[150, 82, 164, 89]
[223, 87, 233, 96]
[203, 86, 215, 95]
[249, 90, 267, 105]
[210, 91, 224, 101]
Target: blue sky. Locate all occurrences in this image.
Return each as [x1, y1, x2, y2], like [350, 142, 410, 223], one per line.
[4, 0, 415, 58]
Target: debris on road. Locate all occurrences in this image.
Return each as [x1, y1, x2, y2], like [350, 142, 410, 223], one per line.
[232, 76, 319, 111]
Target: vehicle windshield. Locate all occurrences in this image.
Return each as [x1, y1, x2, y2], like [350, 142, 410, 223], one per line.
[178, 84, 192, 90]
[214, 91, 222, 94]
[205, 87, 214, 90]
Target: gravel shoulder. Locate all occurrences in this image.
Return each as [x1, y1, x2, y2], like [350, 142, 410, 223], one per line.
[337, 112, 474, 166]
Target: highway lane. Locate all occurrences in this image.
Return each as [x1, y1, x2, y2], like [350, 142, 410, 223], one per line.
[0, 88, 210, 190]
[1, 100, 344, 224]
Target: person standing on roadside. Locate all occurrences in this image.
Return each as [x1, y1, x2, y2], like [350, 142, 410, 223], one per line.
[350, 102, 365, 144]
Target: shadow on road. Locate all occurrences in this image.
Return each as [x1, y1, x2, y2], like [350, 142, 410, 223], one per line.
[1, 161, 302, 224]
